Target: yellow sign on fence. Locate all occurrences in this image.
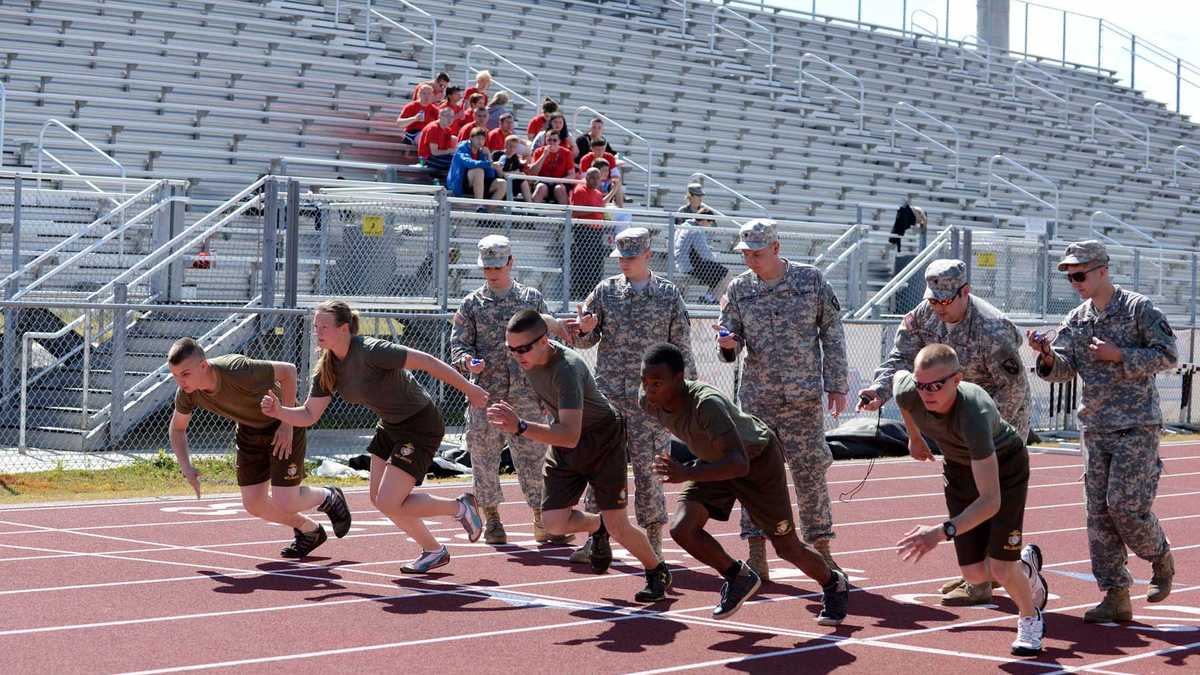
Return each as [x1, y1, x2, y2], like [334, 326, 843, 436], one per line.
[975, 251, 997, 269]
[361, 215, 385, 237]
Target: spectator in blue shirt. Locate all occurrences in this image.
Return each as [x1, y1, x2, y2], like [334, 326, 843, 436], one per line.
[447, 127, 506, 210]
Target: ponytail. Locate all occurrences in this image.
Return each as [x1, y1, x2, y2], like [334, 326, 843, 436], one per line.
[313, 300, 359, 393]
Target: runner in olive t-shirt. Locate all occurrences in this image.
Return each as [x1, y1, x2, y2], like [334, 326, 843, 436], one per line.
[486, 309, 671, 602]
[637, 343, 849, 624]
[893, 344, 1048, 656]
[260, 300, 491, 575]
[167, 338, 351, 558]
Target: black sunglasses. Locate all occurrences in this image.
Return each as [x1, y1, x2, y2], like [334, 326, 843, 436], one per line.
[1065, 265, 1106, 283]
[915, 370, 960, 393]
[507, 332, 546, 354]
[927, 285, 964, 307]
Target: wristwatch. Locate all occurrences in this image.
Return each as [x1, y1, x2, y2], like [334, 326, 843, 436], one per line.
[942, 521, 957, 541]
[514, 419, 529, 437]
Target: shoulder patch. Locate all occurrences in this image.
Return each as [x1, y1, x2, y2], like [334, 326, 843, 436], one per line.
[902, 312, 916, 331]
[452, 312, 466, 326]
[1158, 318, 1175, 338]
[1001, 357, 1021, 376]
[830, 293, 841, 311]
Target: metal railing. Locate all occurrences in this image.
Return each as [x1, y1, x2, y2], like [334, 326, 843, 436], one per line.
[908, 9, 939, 42]
[367, 0, 437, 77]
[1173, 144, 1200, 185]
[571, 106, 653, 207]
[1090, 101, 1150, 170]
[1089, 210, 1163, 296]
[851, 226, 957, 320]
[0, 81, 6, 168]
[987, 154, 1060, 231]
[798, 53, 865, 131]
[35, 119, 127, 202]
[465, 44, 540, 110]
[1012, 61, 1070, 123]
[889, 101, 960, 187]
[687, 172, 767, 217]
[958, 34, 992, 84]
[273, 155, 436, 182]
[708, 6, 775, 75]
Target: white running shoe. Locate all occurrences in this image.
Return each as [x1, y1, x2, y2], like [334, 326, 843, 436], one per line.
[1011, 610, 1044, 656]
[1021, 544, 1049, 611]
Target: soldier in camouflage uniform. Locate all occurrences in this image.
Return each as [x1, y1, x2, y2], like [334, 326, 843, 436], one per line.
[1031, 240, 1176, 623]
[563, 227, 696, 559]
[451, 235, 567, 546]
[858, 259, 1033, 606]
[715, 219, 849, 579]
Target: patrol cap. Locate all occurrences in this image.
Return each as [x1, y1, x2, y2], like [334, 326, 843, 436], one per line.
[610, 227, 651, 258]
[476, 234, 511, 267]
[733, 218, 779, 251]
[923, 258, 968, 301]
[1057, 240, 1109, 271]
[686, 182, 705, 196]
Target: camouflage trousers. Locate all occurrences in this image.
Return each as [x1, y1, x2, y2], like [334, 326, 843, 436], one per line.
[581, 396, 669, 528]
[1084, 426, 1170, 591]
[466, 393, 546, 510]
[740, 399, 835, 544]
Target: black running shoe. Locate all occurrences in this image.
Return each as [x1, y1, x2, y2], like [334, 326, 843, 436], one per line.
[713, 563, 761, 620]
[281, 524, 328, 558]
[589, 527, 613, 574]
[634, 563, 672, 602]
[318, 487, 352, 538]
[817, 569, 850, 626]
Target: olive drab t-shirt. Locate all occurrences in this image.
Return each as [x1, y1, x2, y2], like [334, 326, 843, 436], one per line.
[893, 370, 1024, 466]
[309, 335, 435, 426]
[523, 341, 617, 431]
[639, 380, 774, 463]
[174, 354, 280, 430]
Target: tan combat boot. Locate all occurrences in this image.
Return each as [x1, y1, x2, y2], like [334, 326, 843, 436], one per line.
[532, 508, 548, 543]
[1148, 549, 1175, 603]
[1083, 588, 1133, 623]
[940, 581, 994, 606]
[813, 539, 840, 571]
[747, 536, 770, 582]
[483, 507, 506, 545]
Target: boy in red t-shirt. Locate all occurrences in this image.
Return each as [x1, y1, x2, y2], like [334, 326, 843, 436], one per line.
[411, 72, 450, 102]
[570, 167, 607, 225]
[579, 137, 617, 173]
[527, 134, 576, 204]
[398, 85, 438, 145]
[527, 98, 559, 139]
[418, 107, 458, 174]
[457, 107, 490, 144]
[440, 86, 463, 122]
[486, 113, 516, 153]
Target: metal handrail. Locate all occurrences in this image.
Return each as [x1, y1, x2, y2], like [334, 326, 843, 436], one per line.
[1012, 61, 1070, 123]
[909, 9, 939, 41]
[852, 227, 957, 320]
[465, 44, 540, 110]
[798, 53, 865, 131]
[35, 119, 127, 202]
[987, 154, 1060, 229]
[1090, 101, 1150, 170]
[813, 223, 866, 269]
[890, 102, 961, 187]
[367, 0, 437, 77]
[570, 106, 652, 207]
[958, 34, 992, 83]
[1089, 211, 1164, 295]
[688, 172, 768, 215]
[1173, 144, 1200, 184]
[0, 82, 6, 168]
[708, 6, 775, 74]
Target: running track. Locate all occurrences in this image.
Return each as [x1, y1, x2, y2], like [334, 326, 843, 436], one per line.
[3, 443, 1199, 674]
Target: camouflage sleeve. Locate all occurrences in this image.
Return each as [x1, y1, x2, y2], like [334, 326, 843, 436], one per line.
[717, 288, 743, 363]
[1122, 301, 1179, 379]
[986, 322, 1029, 419]
[448, 299, 476, 372]
[573, 286, 603, 351]
[668, 290, 698, 379]
[869, 312, 923, 403]
[1036, 322, 1078, 383]
[817, 278, 849, 394]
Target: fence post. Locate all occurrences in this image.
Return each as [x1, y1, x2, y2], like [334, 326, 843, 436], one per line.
[435, 188, 450, 311]
[1130, 34, 1137, 91]
[2, 176, 20, 397]
[949, 227, 960, 259]
[1190, 252, 1197, 365]
[561, 211, 573, 312]
[1039, 234, 1050, 318]
[962, 228, 973, 285]
[284, 179, 300, 310]
[262, 177, 278, 309]
[109, 283, 128, 444]
[666, 216, 676, 284]
[167, 185, 186, 302]
[150, 182, 171, 300]
[1132, 248, 1141, 293]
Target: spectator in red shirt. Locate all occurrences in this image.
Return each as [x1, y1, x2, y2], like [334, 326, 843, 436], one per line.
[398, 85, 438, 145]
[452, 94, 486, 135]
[527, 97, 559, 139]
[579, 137, 617, 173]
[441, 86, 463, 121]
[591, 158, 625, 208]
[531, 112, 570, 154]
[486, 113, 516, 153]
[574, 117, 616, 162]
[418, 106, 457, 175]
[527, 133, 576, 204]
[457, 107, 490, 144]
[570, 167, 607, 225]
[412, 72, 451, 102]
[463, 70, 492, 108]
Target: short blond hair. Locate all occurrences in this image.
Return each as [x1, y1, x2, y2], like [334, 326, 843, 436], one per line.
[915, 343, 960, 372]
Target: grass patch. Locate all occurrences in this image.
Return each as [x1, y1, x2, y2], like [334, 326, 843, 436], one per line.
[0, 450, 370, 504]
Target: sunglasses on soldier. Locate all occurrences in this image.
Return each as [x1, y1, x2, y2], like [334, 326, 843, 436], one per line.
[915, 370, 960, 393]
[507, 332, 546, 354]
[1065, 265, 1105, 283]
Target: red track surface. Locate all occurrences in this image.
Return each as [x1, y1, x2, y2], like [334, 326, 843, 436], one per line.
[3, 443, 1200, 674]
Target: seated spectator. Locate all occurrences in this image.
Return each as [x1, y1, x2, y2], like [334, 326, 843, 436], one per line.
[531, 112, 570, 153]
[575, 117, 615, 163]
[486, 113, 516, 153]
[457, 106, 490, 144]
[493, 134, 533, 202]
[486, 92, 511, 130]
[570, 167, 607, 225]
[412, 72, 451, 102]
[464, 70, 493, 108]
[447, 127, 506, 208]
[676, 182, 717, 222]
[527, 133, 576, 204]
[397, 85, 438, 145]
[675, 216, 730, 303]
[452, 93, 486, 135]
[591, 158, 625, 208]
[441, 86, 464, 121]
[527, 97, 559, 139]
[418, 106, 458, 176]
[579, 137, 617, 172]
